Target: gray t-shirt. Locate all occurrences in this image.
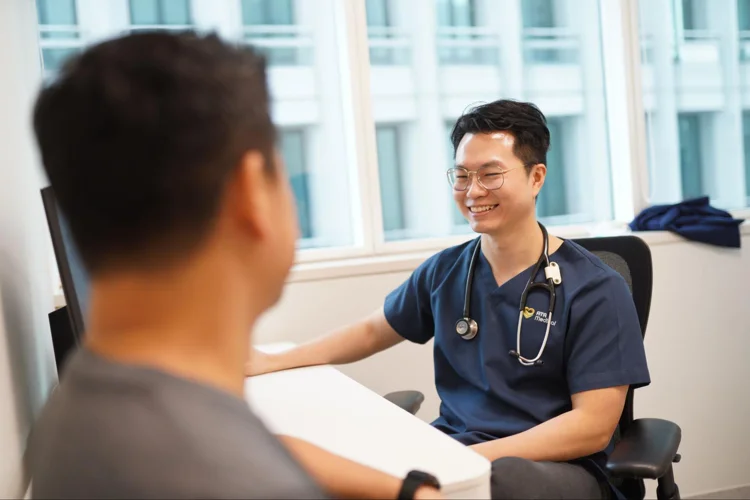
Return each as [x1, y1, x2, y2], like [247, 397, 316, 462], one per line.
[29, 347, 328, 499]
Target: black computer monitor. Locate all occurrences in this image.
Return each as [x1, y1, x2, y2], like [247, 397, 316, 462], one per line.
[41, 186, 90, 370]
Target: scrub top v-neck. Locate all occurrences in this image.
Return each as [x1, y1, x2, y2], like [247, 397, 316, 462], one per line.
[383, 237, 650, 494]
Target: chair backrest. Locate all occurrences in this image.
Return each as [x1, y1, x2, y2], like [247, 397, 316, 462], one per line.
[571, 235, 653, 500]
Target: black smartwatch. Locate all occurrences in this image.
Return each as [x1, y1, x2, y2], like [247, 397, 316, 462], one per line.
[397, 470, 441, 500]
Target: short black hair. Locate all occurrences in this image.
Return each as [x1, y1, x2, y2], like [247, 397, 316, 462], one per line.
[33, 31, 276, 275]
[450, 99, 550, 168]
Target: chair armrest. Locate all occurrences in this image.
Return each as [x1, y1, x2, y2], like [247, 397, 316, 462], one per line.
[606, 418, 681, 480]
[383, 390, 424, 415]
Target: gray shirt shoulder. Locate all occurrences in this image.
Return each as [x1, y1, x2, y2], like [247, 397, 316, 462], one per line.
[29, 348, 327, 499]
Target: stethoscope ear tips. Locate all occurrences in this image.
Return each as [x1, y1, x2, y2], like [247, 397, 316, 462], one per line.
[508, 350, 519, 358]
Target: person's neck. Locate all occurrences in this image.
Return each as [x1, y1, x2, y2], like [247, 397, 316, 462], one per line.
[85, 253, 261, 399]
[481, 217, 549, 286]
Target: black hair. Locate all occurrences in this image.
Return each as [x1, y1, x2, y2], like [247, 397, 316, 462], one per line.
[450, 99, 550, 168]
[33, 31, 276, 275]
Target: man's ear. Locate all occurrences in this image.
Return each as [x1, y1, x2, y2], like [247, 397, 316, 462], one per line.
[531, 163, 547, 196]
[231, 150, 274, 240]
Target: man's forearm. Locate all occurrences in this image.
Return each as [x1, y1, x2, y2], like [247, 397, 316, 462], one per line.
[269, 309, 402, 371]
[278, 435, 439, 499]
[470, 409, 611, 463]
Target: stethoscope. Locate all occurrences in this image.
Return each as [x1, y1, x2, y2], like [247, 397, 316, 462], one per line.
[454, 223, 562, 366]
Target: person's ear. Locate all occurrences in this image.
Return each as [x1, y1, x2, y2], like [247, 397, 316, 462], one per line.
[530, 163, 546, 197]
[230, 150, 274, 240]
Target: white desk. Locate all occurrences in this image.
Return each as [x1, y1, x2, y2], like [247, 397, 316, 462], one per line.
[245, 343, 491, 499]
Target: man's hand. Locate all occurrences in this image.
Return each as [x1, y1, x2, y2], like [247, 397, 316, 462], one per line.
[465, 386, 628, 463]
[414, 486, 443, 499]
[278, 435, 443, 499]
[244, 348, 279, 377]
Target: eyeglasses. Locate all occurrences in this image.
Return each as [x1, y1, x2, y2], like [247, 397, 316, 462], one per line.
[446, 164, 525, 191]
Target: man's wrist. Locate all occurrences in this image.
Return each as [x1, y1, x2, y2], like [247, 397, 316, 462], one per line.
[413, 485, 441, 500]
[397, 470, 441, 500]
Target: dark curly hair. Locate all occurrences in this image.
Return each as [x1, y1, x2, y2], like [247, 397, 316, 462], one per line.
[450, 99, 550, 170]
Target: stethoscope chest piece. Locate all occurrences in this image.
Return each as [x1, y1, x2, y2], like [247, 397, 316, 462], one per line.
[455, 317, 478, 340]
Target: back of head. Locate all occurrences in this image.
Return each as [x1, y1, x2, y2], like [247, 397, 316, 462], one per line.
[34, 31, 276, 275]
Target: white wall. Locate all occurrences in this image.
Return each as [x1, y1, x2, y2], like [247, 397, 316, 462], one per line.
[0, 1, 58, 497]
[255, 230, 750, 499]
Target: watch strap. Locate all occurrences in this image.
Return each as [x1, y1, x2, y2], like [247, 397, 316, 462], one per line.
[397, 470, 440, 500]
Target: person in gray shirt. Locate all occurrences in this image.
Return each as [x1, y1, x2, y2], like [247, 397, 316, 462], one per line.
[29, 31, 441, 500]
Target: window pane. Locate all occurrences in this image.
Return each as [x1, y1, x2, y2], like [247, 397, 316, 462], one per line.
[36, 0, 78, 40]
[366, 0, 410, 65]
[37, 0, 77, 25]
[281, 129, 313, 241]
[41, 47, 80, 73]
[678, 113, 707, 199]
[522, 0, 556, 28]
[366, 0, 389, 27]
[241, 0, 306, 66]
[740, 0, 750, 31]
[129, 0, 160, 24]
[682, 0, 697, 30]
[35, 0, 356, 251]
[376, 126, 406, 236]
[537, 117, 569, 218]
[436, 0, 496, 65]
[161, 0, 191, 24]
[639, 0, 748, 208]
[368, 0, 613, 242]
[130, 0, 191, 25]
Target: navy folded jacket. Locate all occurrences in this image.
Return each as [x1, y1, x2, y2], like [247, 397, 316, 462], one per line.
[629, 197, 745, 248]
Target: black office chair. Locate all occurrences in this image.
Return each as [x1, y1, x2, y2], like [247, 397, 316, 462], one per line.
[384, 235, 682, 500]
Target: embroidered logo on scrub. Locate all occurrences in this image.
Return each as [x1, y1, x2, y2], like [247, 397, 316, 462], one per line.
[523, 307, 557, 326]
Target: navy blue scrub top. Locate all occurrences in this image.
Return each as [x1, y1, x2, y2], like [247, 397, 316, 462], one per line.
[384, 238, 651, 496]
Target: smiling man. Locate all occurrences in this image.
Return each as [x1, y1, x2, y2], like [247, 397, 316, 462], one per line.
[247, 99, 651, 500]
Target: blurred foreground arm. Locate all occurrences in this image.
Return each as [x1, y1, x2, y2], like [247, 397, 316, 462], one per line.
[278, 435, 442, 500]
[246, 308, 403, 376]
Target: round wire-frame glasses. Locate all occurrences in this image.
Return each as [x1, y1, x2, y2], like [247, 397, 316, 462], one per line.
[446, 164, 527, 191]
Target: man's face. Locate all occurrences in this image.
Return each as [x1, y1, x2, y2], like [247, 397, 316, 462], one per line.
[452, 132, 544, 235]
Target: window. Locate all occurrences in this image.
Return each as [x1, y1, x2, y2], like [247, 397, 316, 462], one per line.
[241, 0, 310, 66]
[639, 0, 747, 209]
[36, 0, 81, 77]
[366, 0, 613, 243]
[35, 0, 356, 253]
[129, 0, 192, 27]
[30, 0, 750, 266]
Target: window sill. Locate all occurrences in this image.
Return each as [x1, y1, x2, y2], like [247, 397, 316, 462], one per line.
[288, 220, 750, 283]
[50, 220, 750, 308]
